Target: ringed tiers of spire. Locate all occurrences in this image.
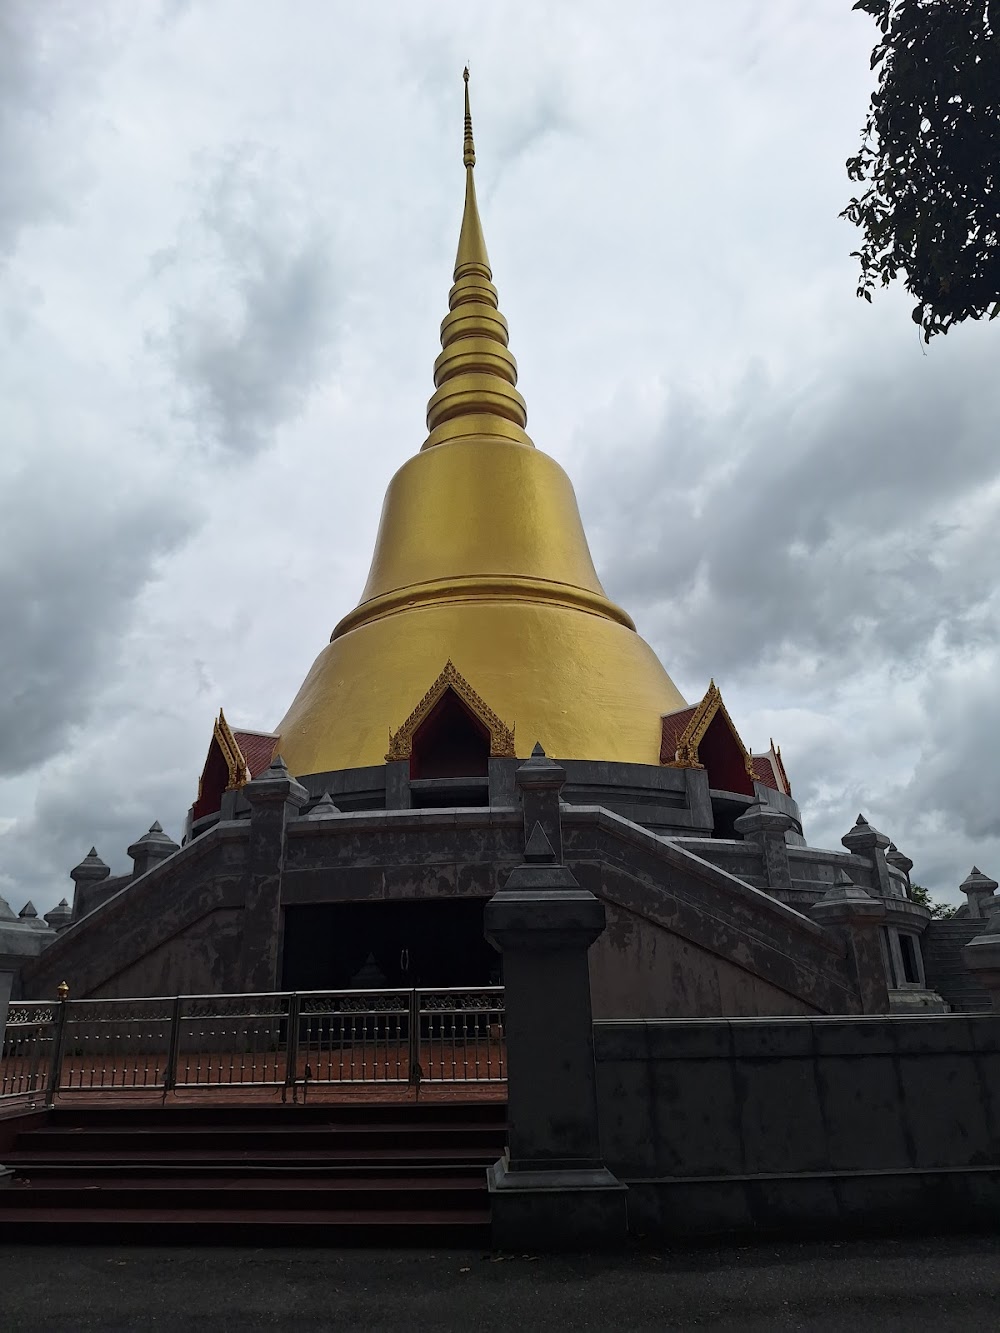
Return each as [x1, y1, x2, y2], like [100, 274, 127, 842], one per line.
[271, 72, 686, 775]
[423, 67, 532, 452]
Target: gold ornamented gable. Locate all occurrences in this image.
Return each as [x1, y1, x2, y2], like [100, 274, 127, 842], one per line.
[214, 709, 250, 792]
[663, 680, 755, 781]
[385, 660, 516, 762]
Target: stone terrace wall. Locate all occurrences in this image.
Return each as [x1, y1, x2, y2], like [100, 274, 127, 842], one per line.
[594, 1015, 1000, 1238]
[563, 808, 862, 1018]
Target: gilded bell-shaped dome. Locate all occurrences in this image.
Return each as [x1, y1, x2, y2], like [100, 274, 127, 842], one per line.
[274, 71, 685, 775]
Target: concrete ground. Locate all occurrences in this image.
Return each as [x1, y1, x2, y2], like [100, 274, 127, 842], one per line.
[2, 1234, 1000, 1331]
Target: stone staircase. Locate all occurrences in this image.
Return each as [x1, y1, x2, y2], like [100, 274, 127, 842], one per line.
[0, 1101, 505, 1243]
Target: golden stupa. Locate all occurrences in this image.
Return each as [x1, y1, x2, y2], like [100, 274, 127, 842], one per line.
[274, 72, 685, 775]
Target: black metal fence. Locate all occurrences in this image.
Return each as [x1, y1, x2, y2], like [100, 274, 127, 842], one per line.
[0, 987, 505, 1103]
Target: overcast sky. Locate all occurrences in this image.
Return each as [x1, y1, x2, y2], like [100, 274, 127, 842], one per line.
[2, 0, 998, 914]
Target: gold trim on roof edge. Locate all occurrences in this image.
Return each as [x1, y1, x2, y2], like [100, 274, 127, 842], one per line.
[385, 659, 516, 761]
[216, 709, 250, 791]
[663, 681, 755, 781]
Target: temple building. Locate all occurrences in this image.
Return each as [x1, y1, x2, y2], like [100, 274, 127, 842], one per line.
[13, 74, 999, 1016]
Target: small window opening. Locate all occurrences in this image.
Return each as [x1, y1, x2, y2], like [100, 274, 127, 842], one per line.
[899, 933, 921, 985]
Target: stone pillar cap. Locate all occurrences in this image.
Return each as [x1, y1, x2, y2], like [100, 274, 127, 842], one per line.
[961, 865, 999, 895]
[841, 813, 891, 855]
[126, 821, 180, 860]
[810, 870, 886, 927]
[244, 753, 309, 807]
[485, 885, 606, 949]
[44, 899, 72, 929]
[505, 862, 581, 892]
[886, 843, 914, 875]
[17, 900, 47, 929]
[733, 804, 795, 836]
[305, 791, 341, 819]
[70, 848, 111, 883]
[515, 742, 567, 790]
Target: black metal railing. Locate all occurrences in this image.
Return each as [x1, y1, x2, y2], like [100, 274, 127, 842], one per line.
[0, 987, 505, 1103]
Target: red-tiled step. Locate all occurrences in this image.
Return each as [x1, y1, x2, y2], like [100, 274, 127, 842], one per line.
[0, 1100, 506, 1245]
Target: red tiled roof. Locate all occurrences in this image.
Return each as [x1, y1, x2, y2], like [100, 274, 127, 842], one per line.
[233, 730, 278, 779]
[659, 706, 697, 764]
[750, 755, 780, 791]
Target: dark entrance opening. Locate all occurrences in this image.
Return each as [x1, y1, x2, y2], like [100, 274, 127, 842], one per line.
[410, 690, 490, 780]
[281, 899, 500, 991]
[700, 712, 754, 797]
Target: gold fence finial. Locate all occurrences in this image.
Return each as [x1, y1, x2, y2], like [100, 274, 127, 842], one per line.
[57, 981, 69, 1001]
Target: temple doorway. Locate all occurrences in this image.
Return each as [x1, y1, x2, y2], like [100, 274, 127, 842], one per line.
[281, 899, 500, 991]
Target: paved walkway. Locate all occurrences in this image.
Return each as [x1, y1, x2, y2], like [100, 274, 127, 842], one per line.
[2, 1234, 1000, 1331]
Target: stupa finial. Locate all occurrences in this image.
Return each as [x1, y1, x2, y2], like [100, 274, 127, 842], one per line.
[422, 70, 532, 451]
[463, 66, 475, 169]
[453, 66, 490, 285]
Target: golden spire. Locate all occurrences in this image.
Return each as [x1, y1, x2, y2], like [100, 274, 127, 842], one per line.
[270, 71, 688, 779]
[462, 66, 475, 168]
[423, 69, 533, 450]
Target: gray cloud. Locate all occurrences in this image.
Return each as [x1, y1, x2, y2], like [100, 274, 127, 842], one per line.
[575, 327, 1000, 897]
[0, 2, 109, 257]
[902, 672, 1000, 846]
[0, 705, 198, 908]
[587, 337, 1000, 689]
[155, 145, 341, 455]
[0, 455, 193, 776]
[1, 0, 997, 919]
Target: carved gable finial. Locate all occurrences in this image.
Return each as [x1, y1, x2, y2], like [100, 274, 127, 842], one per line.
[663, 680, 754, 779]
[211, 709, 250, 793]
[385, 660, 515, 762]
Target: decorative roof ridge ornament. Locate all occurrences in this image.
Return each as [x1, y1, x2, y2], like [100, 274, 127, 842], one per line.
[421, 69, 534, 452]
[197, 709, 250, 799]
[662, 679, 755, 781]
[386, 659, 516, 761]
[746, 737, 792, 797]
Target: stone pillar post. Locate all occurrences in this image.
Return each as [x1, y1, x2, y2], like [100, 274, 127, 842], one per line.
[69, 848, 110, 920]
[515, 742, 566, 862]
[484, 758, 626, 1247]
[959, 866, 998, 920]
[810, 871, 889, 1014]
[963, 907, 1000, 1011]
[127, 821, 180, 879]
[487, 756, 517, 809]
[241, 755, 308, 993]
[841, 814, 893, 898]
[733, 804, 795, 896]
[384, 760, 410, 810]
